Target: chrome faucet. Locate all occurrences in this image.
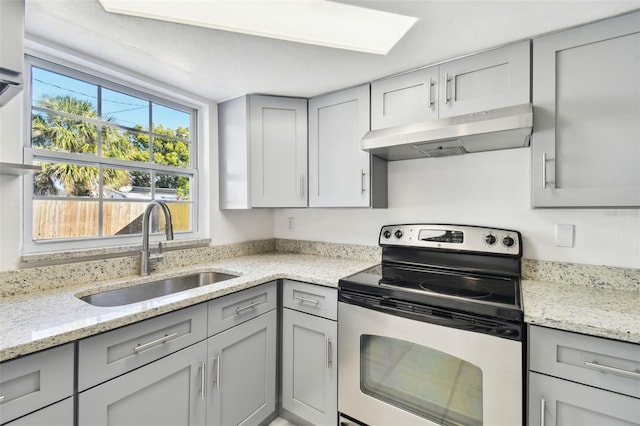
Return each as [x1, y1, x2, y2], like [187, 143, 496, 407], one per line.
[140, 200, 174, 276]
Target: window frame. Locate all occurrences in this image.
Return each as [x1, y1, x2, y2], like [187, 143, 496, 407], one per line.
[22, 55, 203, 252]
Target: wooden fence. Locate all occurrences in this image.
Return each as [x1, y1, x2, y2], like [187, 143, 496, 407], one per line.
[33, 200, 190, 240]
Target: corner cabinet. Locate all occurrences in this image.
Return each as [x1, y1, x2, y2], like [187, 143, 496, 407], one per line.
[371, 40, 530, 130]
[218, 95, 308, 209]
[531, 12, 640, 207]
[308, 85, 387, 208]
[281, 280, 338, 426]
[528, 325, 640, 426]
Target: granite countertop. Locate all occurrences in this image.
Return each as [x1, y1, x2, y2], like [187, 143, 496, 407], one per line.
[0, 253, 376, 362]
[522, 279, 640, 344]
[1, 251, 638, 363]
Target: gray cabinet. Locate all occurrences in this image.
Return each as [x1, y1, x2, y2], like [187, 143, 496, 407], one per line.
[371, 41, 530, 129]
[3, 398, 73, 426]
[0, 0, 24, 107]
[308, 85, 387, 208]
[218, 95, 308, 209]
[528, 325, 640, 426]
[0, 344, 74, 425]
[207, 309, 277, 426]
[281, 281, 338, 426]
[531, 12, 640, 207]
[78, 340, 207, 426]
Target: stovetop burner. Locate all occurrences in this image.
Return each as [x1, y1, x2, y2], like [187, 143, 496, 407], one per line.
[339, 224, 524, 322]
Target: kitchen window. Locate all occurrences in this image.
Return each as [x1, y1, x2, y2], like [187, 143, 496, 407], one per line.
[24, 57, 198, 247]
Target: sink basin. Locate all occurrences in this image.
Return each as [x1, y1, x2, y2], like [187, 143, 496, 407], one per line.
[79, 271, 239, 307]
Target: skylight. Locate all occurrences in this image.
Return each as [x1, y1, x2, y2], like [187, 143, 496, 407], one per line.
[98, 0, 418, 55]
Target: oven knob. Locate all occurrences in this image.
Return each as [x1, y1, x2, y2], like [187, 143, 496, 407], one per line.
[383, 230, 392, 239]
[394, 229, 403, 239]
[484, 234, 496, 245]
[502, 236, 515, 247]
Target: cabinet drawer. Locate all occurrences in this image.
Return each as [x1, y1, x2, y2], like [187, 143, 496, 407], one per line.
[78, 303, 207, 391]
[529, 325, 640, 398]
[283, 280, 337, 320]
[208, 281, 277, 336]
[0, 343, 74, 425]
[4, 397, 73, 426]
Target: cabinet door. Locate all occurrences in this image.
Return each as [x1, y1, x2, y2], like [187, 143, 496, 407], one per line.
[4, 397, 73, 426]
[439, 41, 530, 118]
[309, 85, 384, 207]
[282, 308, 337, 426]
[529, 372, 640, 426]
[249, 95, 307, 208]
[78, 341, 207, 426]
[371, 68, 438, 130]
[207, 310, 277, 426]
[532, 12, 640, 207]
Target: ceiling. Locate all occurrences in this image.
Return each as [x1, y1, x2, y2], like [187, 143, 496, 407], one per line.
[25, 0, 640, 103]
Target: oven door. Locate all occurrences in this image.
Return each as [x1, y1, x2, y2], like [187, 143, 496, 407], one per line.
[338, 302, 522, 426]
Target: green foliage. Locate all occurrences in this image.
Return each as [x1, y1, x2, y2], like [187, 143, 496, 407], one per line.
[32, 95, 191, 199]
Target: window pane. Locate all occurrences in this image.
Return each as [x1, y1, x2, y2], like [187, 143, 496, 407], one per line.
[32, 67, 97, 117]
[165, 203, 192, 232]
[33, 161, 99, 198]
[102, 126, 149, 161]
[103, 168, 151, 200]
[33, 200, 99, 240]
[152, 103, 190, 141]
[152, 136, 190, 168]
[102, 201, 147, 236]
[102, 88, 149, 130]
[155, 172, 191, 200]
[32, 111, 98, 154]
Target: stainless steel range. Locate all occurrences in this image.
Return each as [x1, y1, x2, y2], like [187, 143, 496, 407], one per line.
[338, 224, 525, 426]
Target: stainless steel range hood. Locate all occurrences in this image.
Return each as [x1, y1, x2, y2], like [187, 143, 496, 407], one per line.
[361, 103, 533, 161]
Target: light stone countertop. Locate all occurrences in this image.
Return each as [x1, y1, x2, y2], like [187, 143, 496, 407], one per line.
[0, 253, 376, 362]
[522, 279, 640, 344]
[1, 251, 638, 363]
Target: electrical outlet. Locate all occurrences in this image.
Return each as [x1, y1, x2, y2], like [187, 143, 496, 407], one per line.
[555, 224, 574, 247]
[287, 217, 295, 232]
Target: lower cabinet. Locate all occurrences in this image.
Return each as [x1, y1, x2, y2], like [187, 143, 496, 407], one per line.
[3, 398, 73, 426]
[207, 309, 277, 426]
[78, 340, 207, 426]
[282, 306, 337, 426]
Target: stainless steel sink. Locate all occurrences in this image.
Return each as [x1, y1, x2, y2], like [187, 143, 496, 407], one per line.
[79, 271, 239, 307]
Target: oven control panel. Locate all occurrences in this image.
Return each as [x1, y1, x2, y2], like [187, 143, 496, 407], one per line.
[379, 224, 522, 256]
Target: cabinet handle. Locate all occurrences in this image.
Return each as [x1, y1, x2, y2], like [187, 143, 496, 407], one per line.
[235, 300, 261, 314]
[134, 332, 179, 353]
[300, 175, 305, 199]
[326, 338, 333, 368]
[427, 78, 434, 108]
[540, 398, 545, 426]
[542, 152, 548, 189]
[445, 73, 452, 104]
[0, 395, 5, 403]
[584, 360, 640, 379]
[294, 295, 320, 305]
[360, 169, 366, 194]
[199, 362, 206, 400]
[213, 353, 221, 389]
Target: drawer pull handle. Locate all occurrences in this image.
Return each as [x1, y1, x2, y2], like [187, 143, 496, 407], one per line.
[295, 295, 320, 306]
[235, 301, 261, 314]
[199, 362, 206, 400]
[584, 360, 640, 379]
[540, 398, 545, 426]
[134, 332, 179, 353]
[0, 395, 5, 403]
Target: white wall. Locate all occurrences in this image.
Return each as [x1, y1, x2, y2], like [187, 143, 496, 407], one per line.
[274, 148, 640, 269]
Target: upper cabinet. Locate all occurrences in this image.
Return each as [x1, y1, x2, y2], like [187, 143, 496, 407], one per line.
[531, 12, 640, 207]
[308, 85, 387, 208]
[371, 40, 530, 130]
[0, 0, 24, 107]
[218, 95, 308, 209]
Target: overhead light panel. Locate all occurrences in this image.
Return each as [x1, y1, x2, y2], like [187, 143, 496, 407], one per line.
[98, 0, 418, 55]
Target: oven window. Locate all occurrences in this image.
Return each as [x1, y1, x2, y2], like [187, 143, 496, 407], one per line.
[360, 335, 483, 426]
